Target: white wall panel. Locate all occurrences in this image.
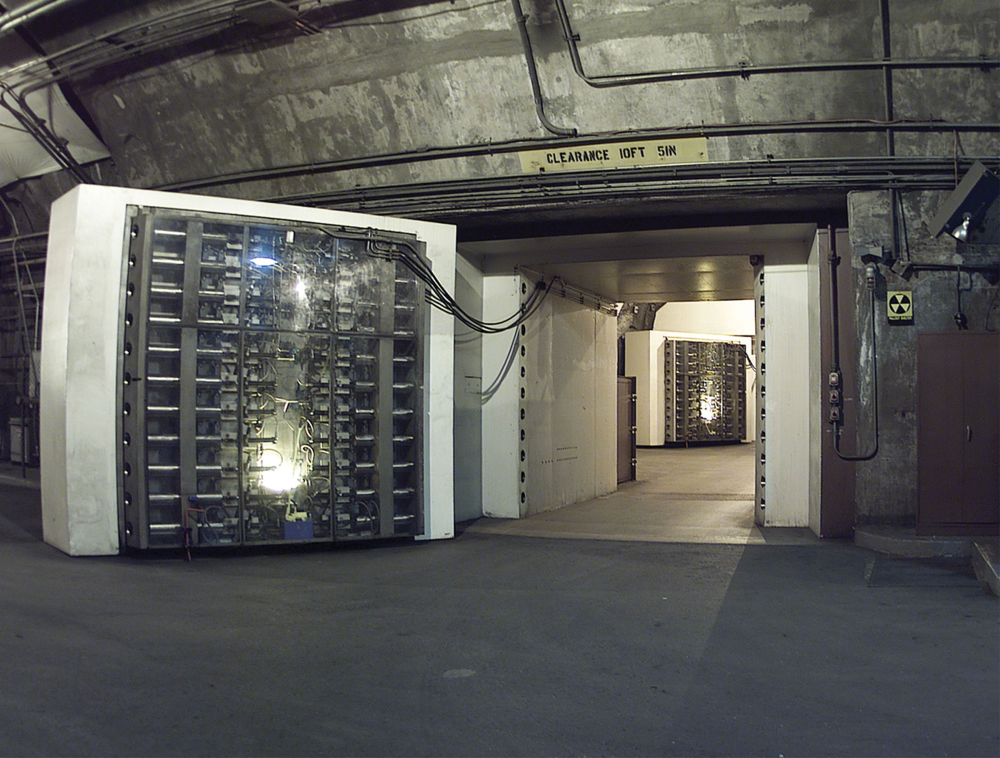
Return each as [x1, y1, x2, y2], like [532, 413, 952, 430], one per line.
[480, 274, 521, 518]
[654, 300, 755, 335]
[40, 188, 123, 556]
[453, 253, 484, 523]
[624, 331, 664, 446]
[593, 313, 618, 497]
[521, 294, 617, 515]
[760, 264, 812, 527]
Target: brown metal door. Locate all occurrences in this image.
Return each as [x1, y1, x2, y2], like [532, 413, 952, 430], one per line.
[918, 332, 1000, 535]
[961, 333, 1000, 525]
[617, 376, 636, 484]
[917, 334, 966, 531]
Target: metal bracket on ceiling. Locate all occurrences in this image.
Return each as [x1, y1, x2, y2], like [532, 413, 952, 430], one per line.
[235, 1, 321, 34]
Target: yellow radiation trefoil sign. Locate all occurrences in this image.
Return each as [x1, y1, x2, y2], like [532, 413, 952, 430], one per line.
[887, 291, 913, 323]
[519, 137, 709, 173]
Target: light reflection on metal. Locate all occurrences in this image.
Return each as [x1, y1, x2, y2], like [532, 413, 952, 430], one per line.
[261, 462, 302, 493]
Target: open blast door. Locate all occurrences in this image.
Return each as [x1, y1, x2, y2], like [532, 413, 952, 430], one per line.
[40, 186, 456, 556]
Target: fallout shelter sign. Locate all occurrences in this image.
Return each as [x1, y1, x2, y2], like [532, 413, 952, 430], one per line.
[887, 291, 913, 323]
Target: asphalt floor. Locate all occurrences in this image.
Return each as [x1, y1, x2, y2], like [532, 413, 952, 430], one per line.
[0, 480, 997, 758]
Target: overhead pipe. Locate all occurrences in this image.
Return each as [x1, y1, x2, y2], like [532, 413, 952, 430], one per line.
[262, 156, 997, 219]
[878, 0, 906, 266]
[6, 3, 242, 95]
[878, 0, 896, 157]
[0, 232, 48, 246]
[2, 0, 994, 193]
[0, 0, 86, 37]
[1, 0, 995, 187]
[552, 0, 998, 88]
[0, 83, 90, 184]
[509, 0, 577, 137]
[156, 122, 999, 194]
[0, 1, 245, 187]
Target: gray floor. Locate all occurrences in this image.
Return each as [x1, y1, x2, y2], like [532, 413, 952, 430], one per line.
[1, 464, 998, 758]
[470, 443, 815, 545]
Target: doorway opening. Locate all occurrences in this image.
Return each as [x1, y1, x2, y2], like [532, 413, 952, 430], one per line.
[457, 222, 821, 543]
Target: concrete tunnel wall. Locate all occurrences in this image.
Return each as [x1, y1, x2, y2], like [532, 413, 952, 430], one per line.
[848, 189, 1000, 527]
[2, 1, 999, 531]
[12, 0, 994, 200]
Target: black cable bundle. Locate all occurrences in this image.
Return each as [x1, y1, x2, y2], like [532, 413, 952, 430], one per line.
[367, 237, 554, 333]
[318, 227, 553, 333]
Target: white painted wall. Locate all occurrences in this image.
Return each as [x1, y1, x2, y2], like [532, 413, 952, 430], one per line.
[39, 187, 123, 556]
[624, 331, 664, 446]
[453, 253, 484, 523]
[759, 260, 814, 527]
[653, 300, 755, 335]
[480, 274, 522, 518]
[521, 294, 617, 515]
[41, 185, 457, 555]
[480, 275, 617, 518]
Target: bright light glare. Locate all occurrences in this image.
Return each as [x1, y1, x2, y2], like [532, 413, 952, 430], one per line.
[261, 463, 301, 492]
[950, 214, 972, 242]
[295, 278, 307, 299]
[250, 255, 277, 267]
[700, 391, 716, 422]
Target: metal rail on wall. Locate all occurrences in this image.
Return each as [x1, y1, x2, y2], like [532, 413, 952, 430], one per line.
[551, 0, 998, 87]
[518, 265, 618, 315]
[263, 156, 1000, 220]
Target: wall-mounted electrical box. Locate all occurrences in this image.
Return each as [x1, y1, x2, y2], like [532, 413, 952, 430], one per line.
[40, 186, 457, 556]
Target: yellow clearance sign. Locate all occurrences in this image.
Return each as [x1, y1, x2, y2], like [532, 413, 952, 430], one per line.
[519, 137, 709, 173]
